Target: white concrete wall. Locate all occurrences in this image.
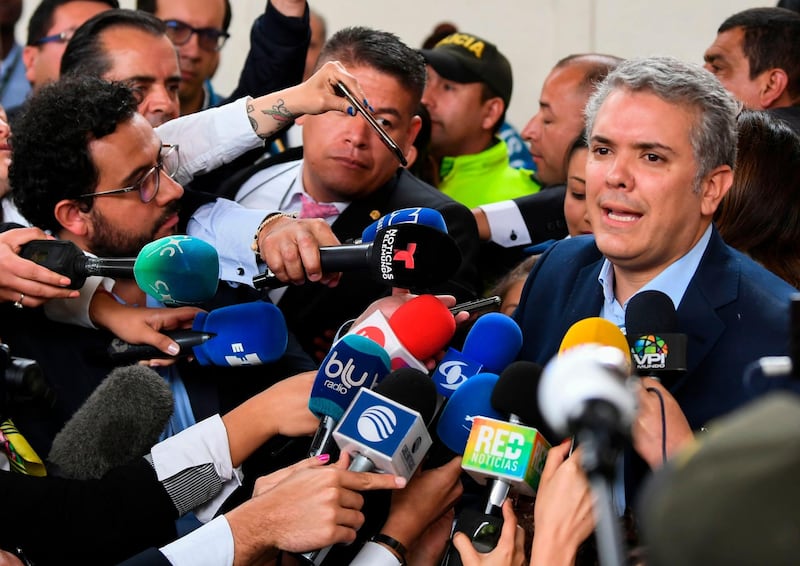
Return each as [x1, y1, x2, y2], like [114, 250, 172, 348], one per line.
[19, 0, 764, 129]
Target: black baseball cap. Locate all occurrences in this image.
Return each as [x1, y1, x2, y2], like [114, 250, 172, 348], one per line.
[420, 32, 513, 107]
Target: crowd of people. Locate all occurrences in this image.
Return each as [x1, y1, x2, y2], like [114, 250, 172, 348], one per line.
[1, 0, 799, 565]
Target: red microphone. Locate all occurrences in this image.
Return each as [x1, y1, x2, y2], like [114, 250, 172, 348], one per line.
[349, 294, 456, 370]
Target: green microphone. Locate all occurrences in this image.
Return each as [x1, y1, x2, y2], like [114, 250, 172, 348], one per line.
[20, 235, 219, 305]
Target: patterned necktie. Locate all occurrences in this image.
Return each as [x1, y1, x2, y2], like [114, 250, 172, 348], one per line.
[298, 193, 339, 219]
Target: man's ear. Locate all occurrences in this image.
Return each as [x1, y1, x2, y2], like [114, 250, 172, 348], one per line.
[480, 97, 505, 132]
[403, 114, 423, 165]
[700, 164, 733, 218]
[21, 46, 38, 85]
[759, 68, 789, 109]
[53, 199, 91, 238]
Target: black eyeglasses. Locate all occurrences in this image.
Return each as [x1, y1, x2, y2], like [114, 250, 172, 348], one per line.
[32, 28, 76, 46]
[163, 19, 229, 52]
[78, 144, 180, 203]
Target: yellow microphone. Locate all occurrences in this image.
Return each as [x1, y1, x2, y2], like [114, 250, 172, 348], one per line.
[558, 317, 632, 372]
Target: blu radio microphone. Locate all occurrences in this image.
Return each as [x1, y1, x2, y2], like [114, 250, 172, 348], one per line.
[433, 313, 522, 398]
[252, 223, 462, 289]
[359, 207, 448, 243]
[47, 365, 174, 480]
[20, 235, 219, 305]
[625, 290, 687, 383]
[107, 301, 288, 366]
[348, 294, 456, 371]
[307, 334, 391, 457]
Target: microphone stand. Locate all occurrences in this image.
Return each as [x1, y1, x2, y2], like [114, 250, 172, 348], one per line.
[573, 401, 627, 566]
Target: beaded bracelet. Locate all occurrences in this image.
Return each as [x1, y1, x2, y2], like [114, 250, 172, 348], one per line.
[250, 211, 296, 258]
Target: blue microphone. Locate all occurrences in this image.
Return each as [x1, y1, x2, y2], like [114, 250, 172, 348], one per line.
[431, 372, 505, 465]
[359, 207, 448, 243]
[107, 301, 288, 366]
[432, 313, 523, 398]
[307, 334, 392, 457]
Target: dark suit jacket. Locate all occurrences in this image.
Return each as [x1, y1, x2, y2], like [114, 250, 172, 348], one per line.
[513, 229, 797, 499]
[216, 148, 483, 358]
[0, 459, 176, 566]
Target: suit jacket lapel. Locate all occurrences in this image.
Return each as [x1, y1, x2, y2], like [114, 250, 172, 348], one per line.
[673, 229, 738, 389]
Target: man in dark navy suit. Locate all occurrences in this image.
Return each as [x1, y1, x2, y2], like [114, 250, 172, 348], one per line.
[514, 56, 798, 506]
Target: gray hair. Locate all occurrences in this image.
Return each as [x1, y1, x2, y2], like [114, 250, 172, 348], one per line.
[584, 56, 739, 192]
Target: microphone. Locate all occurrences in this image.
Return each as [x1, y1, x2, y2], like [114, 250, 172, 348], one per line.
[107, 301, 288, 366]
[558, 316, 632, 356]
[20, 235, 220, 305]
[430, 372, 505, 468]
[625, 291, 687, 384]
[333, 367, 436, 477]
[432, 313, 523, 398]
[252, 223, 462, 289]
[359, 207, 448, 243]
[303, 368, 437, 565]
[349, 294, 456, 371]
[47, 365, 174, 480]
[307, 334, 391, 457]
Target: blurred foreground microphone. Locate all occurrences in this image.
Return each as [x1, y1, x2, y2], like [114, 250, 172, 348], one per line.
[108, 301, 288, 366]
[539, 341, 636, 566]
[253, 223, 461, 289]
[432, 313, 522, 398]
[625, 291, 687, 384]
[349, 294, 456, 371]
[359, 207, 448, 243]
[48, 365, 174, 480]
[20, 235, 219, 305]
[307, 334, 391, 457]
[303, 369, 437, 565]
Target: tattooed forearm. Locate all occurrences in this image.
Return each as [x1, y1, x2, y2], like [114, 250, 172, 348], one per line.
[247, 98, 297, 139]
[263, 99, 296, 123]
[247, 102, 259, 133]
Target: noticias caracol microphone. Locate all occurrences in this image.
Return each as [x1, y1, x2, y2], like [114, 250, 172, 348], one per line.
[252, 223, 462, 289]
[303, 368, 437, 565]
[433, 313, 523, 398]
[349, 294, 456, 371]
[359, 207, 448, 243]
[47, 365, 174, 480]
[107, 301, 288, 366]
[625, 290, 687, 384]
[20, 235, 219, 305]
[307, 334, 391, 458]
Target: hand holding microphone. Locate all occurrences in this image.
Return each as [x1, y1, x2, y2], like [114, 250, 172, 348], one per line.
[19, 235, 220, 305]
[107, 301, 289, 366]
[253, 223, 462, 290]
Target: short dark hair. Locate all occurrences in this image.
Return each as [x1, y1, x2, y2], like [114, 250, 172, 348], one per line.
[136, 0, 232, 33]
[10, 76, 138, 233]
[26, 0, 119, 46]
[718, 7, 800, 100]
[316, 26, 427, 107]
[60, 9, 166, 79]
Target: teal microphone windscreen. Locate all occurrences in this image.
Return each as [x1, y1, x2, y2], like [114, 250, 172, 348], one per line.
[134, 235, 220, 306]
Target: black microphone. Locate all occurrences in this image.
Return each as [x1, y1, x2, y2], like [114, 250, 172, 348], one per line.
[47, 365, 174, 480]
[252, 223, 462, 289]
[20, 239, 134, 288]
[625, 290, 687, 385]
